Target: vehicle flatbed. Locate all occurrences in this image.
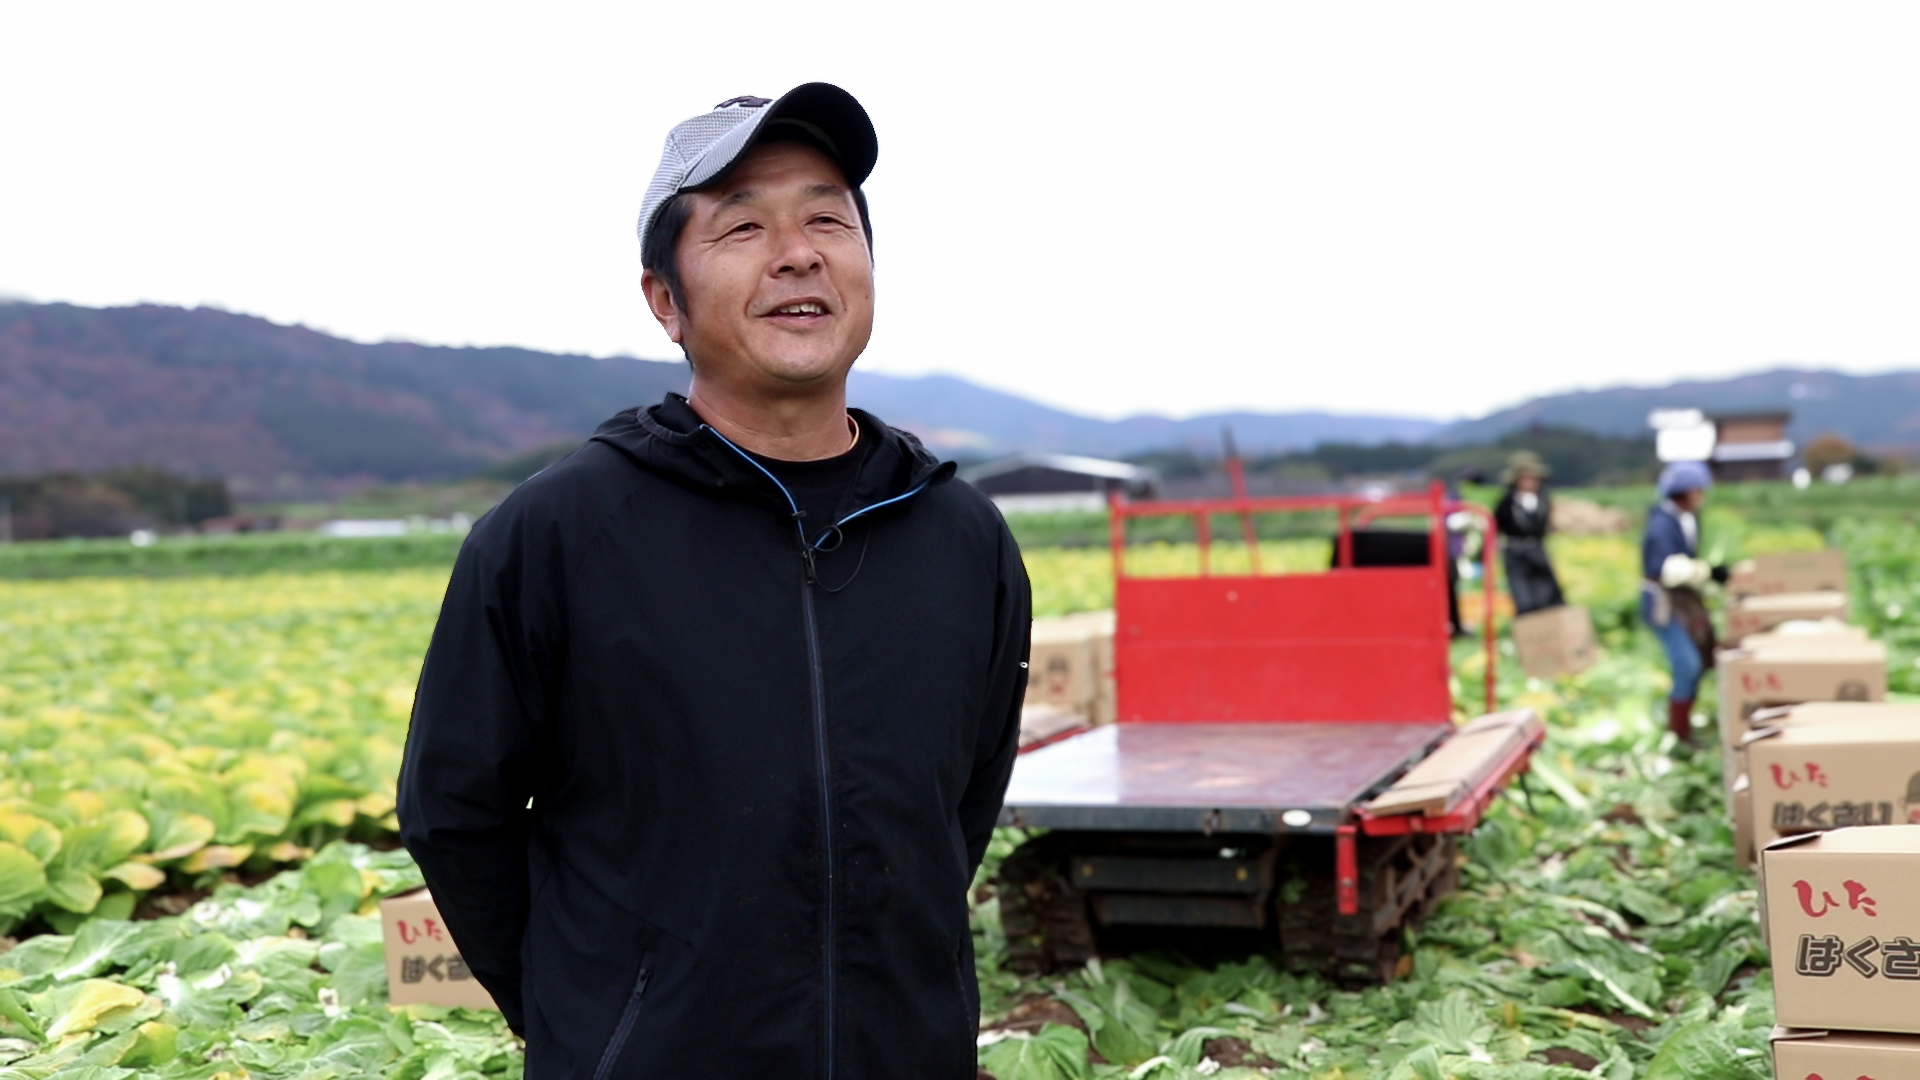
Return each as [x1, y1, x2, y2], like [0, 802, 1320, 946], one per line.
[1000, 720, 1451, 834]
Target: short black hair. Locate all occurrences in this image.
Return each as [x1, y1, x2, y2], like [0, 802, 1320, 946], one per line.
[641, 131, 874, 317]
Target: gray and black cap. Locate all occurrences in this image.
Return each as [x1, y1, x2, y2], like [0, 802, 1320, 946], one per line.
[637, 82, 878, 256]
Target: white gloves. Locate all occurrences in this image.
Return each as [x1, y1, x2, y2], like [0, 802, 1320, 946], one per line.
[1660, 553, 1712, 589]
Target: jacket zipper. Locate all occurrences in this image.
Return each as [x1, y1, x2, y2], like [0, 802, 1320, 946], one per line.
[700, 425, 934, 1080]
[798, 576, 837, 1075]
[591, 951, 655, 1080]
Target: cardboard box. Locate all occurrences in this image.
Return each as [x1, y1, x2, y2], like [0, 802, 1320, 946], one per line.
[1762, 826, 1920, 1034]
[1072, 610, 1118, 726]
[1028, 622, 1099, 707]
[380, 889, 499, 1010]
[1729, 705, 1920, 867]
[1729, 549, 1848, 599]
[1746, 716, 1920, 852]
[1749, 701, 1920, 732]
[1509, 605, 1598, 680]
[1717, 642, 1886, 780]
[1740, 620, 1868, 651]
[1732, 772, 1754, 870]
[1027, 611, 1115, 725]
[1365, 710, 1544, 818]
[1732, 706, 1920, 863]
[1773, 1027, 1920, 1077]
[1737, 703, 1920, 782]
[1018, 703, 1088, 748]
[1727, 592, 1850, 642]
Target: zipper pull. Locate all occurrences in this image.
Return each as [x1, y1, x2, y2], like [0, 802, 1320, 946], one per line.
[802, 544, 820, 585]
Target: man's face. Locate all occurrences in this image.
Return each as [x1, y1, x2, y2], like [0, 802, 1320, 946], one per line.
[644, 141, 874, 394]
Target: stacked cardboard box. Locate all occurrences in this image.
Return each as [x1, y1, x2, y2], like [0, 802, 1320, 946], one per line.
[1739, 620, 1867, 650]
[1509, 605, 1598, 680]
[1726, 591, 1851, 642]
[1716, 636, 1886, 789]
[1727, 549, 1848, 599]
[1735, 703, 1920, 868]
[1730, 706, 1920, 865]
[1020, 611, 1117, 746]
[1773, 1030, 1920, 1076]
[1729, 553, 1916, 1072]
[1729, 702, 1917, 866]
[1763, 826, 1920, 1072]
[1717, 633, 1888, 869]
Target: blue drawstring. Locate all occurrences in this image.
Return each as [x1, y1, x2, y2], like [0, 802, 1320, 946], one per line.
[700, 424, 934, 572]
[701, 424, 810, 543]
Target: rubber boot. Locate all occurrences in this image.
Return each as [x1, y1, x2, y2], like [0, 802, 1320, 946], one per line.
[1668, 698, 1695, 745]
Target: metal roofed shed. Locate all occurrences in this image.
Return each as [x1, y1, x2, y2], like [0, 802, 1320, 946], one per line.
[960, 453, 1156, 514]
[1646, 408, 1796, 481]
[1709, 411, 1794, 481]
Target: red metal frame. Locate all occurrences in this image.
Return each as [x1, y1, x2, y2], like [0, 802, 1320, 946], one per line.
[1451, 504, 1500, 717]
[1334, 823, 1360, 914]
[1106, 483, 1500, 722]
[1331, 724, 1544, 914]
[1354, 725, 1542, 838]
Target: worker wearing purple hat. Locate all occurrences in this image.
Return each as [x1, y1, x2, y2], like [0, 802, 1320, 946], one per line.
[1642, 461, 1729, 743]
[400, 84, 1032, 1079]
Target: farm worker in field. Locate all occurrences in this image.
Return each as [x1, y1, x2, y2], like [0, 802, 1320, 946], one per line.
[397, 85, 1032, 1080]
[1493, 451, 1565, 615]
[1641, 460, 1729, 744]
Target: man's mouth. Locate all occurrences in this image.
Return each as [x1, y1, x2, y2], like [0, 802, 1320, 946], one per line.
[767, 301, 828, 317]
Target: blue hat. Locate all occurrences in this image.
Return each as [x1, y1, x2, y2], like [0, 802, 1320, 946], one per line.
[1658, 461, 1713, 497]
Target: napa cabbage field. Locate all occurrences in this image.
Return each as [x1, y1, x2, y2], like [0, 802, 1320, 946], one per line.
[0, 492, 1914, 1079]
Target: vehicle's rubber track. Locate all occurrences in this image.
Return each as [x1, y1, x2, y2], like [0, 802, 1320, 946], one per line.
[998, 834, 1098, 975]
[998, 831, 1458, 982]
[1278, 833, 1458, 983]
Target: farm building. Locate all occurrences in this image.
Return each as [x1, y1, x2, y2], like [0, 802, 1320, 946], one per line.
[1650, 408, 1795, 482]
[1708, 411, 1794, 482]
[960, 453, 1157, 513]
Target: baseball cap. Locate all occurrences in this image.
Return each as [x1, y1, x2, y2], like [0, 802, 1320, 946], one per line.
[637, 82, 878, 256]
[1658, 460, 1714, 496]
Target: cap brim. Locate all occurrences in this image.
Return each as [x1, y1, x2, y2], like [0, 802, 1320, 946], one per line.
[685, 82, 878, 192]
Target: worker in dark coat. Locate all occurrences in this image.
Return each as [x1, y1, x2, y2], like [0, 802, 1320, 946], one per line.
[1492, 451, 1564, 615]
[1641, 461, 1727, 744]
[397, 85, 1032, 1080]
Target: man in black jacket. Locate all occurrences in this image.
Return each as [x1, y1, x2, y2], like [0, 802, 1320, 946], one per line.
[397, 83, 1032, 1080]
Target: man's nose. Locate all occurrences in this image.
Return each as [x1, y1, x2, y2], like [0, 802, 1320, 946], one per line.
[769, 221, 824, 276]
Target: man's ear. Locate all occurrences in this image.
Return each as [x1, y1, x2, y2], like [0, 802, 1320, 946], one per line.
[641, 269, 685, 344]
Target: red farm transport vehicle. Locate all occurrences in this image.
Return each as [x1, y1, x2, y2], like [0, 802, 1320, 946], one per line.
[995, 482, 1543, 983]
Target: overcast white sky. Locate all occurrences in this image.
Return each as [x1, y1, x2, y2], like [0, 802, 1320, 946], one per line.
[4, 3, 1919, 422]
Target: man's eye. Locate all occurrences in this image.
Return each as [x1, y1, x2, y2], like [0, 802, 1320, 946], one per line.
[730, 222, 759, 235]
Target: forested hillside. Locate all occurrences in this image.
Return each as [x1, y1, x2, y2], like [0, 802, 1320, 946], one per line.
[0, 302, 688, 494]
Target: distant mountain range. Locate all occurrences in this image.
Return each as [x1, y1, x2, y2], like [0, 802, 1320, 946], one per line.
[1439, 368, 1920, 452]
[845, 371, 1441, 458]
[2, 301, 1915, 493]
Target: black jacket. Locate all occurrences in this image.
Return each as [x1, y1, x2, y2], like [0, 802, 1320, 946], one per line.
[397, 394, 1031, 1080]
[1493, 485, 1552, 542]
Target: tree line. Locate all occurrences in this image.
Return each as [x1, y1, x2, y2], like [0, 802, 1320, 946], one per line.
[0, 468, 231, 541]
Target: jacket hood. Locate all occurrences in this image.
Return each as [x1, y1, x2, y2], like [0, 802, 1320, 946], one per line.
[590, 392, 954, 511]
